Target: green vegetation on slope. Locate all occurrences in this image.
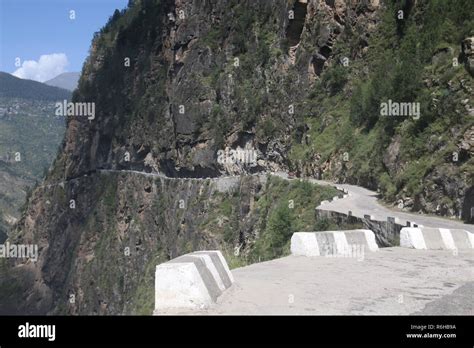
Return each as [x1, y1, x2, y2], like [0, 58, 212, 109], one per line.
[0, 97, 66, 234]
[248, 176, 357, 262]
[289, 0, 473, 215]
[0, 73, 70, 233]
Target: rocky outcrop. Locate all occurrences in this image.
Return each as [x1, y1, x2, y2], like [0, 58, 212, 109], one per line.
[383, 135, 402, 177]
[462, 37, 474, 76]
[462, 186, 474, 223]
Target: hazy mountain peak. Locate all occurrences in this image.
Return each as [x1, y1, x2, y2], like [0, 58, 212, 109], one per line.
[44, 72, 80, 91]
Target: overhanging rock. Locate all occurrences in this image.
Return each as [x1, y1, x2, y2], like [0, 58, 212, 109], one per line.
[400, 227, 474, 250]
[291, 230, 378, 257]
[154, 250, 233, 313]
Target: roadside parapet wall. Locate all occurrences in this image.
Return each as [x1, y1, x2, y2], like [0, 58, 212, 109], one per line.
[315, 209, 405, 247]
[400, 227, 474, 250]
[291, 230, 378, 257]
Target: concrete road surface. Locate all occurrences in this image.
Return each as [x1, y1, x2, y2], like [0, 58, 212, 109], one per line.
[169, 248, 473, 315]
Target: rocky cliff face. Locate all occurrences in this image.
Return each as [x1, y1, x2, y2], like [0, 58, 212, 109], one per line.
[3, 172, 267, 314]
[1, 0, 472, 314]
[51, 0, 383, 180]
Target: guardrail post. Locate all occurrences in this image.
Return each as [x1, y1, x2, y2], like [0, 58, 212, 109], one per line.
[387, 217, 395, 240]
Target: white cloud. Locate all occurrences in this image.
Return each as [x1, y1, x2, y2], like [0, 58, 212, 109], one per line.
[12, 53, 69, 82]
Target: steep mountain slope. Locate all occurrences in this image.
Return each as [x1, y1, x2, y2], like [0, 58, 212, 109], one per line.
[53, 0, 471, 217]
[45, 72, 80, 91]
[288, 0, 474, 221]
[0, 99, 66, 240]
[1, 0, 472, 315]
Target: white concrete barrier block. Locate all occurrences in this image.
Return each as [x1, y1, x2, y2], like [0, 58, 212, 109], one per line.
[291, 232, 320, 256]
[154, 251, 233, 313]
[400, 228, 427, 249]
[401, 227, 473, 250]
[215, 250, 235, 283]
[448, 229, 474, 249]
[360, 229, 379, 252]
[191, 250, 234, 285]
[467, 231, 474, 248]
[332, 231, 349, 254]
[154, 262, 214, 311]
[188, 253, 227, 291]
[439, 228, 456, 250]
[291, 230, 379, 257]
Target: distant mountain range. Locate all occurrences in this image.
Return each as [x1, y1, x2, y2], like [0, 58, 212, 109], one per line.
[44, 72, 80, 91]
[0, 72, 70, 100]
[0, 72, 68, 242]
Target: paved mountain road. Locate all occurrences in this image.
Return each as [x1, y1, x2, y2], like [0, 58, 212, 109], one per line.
[271, 172, 474, 233]
[313, 180, 474, 233]
[166, 248, 474, 315]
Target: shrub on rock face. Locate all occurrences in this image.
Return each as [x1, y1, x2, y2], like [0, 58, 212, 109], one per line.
[321, 65, 348, 96]
[266, 203, 295, 250]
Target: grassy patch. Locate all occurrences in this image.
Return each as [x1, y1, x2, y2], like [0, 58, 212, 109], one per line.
[248, 176, 339, 262]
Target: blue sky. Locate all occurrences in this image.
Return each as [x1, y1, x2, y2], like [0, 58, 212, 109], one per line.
[0, 0, 128, 81]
